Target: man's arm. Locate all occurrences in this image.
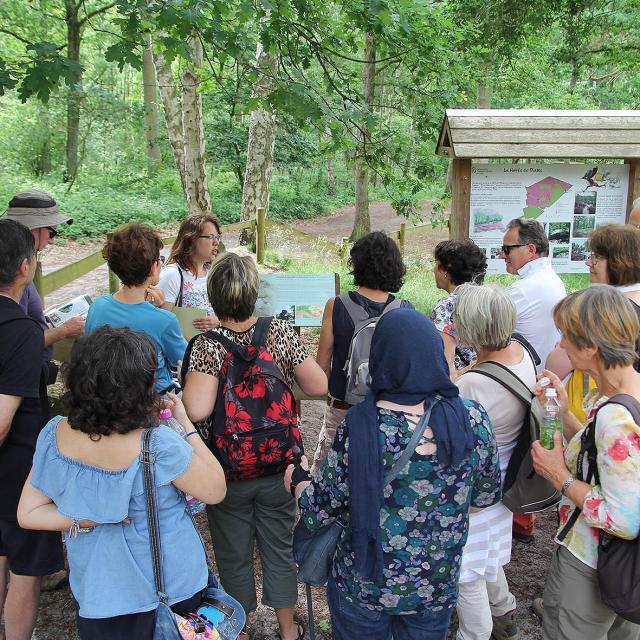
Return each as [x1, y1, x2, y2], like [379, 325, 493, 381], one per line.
[43, 316, 85, 347]
[0, 394, 22, 446]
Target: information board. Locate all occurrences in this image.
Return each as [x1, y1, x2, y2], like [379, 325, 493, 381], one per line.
[470, 163, 630, 273]
[255, 274, 337, 327]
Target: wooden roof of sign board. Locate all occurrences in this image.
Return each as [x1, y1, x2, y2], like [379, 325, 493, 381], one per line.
[436, 109, 640, 159]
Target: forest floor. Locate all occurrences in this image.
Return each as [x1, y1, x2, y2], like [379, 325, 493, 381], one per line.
[31, 204, 552, 640]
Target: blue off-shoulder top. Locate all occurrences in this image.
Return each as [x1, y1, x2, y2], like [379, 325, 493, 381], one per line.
[31, 417, 208, 618]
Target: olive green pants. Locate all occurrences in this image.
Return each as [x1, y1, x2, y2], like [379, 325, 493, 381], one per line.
[206, 473, 298, 614]
[542, 545, 640, 640]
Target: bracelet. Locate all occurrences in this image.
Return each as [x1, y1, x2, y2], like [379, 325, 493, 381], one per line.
[561, 475, 576, 496]
[185, 431, 198, 438]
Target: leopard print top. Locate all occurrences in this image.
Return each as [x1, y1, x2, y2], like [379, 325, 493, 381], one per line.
[187, 318, 308, 386]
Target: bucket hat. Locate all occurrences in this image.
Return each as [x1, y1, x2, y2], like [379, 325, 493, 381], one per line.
[3, 190, 73, 229]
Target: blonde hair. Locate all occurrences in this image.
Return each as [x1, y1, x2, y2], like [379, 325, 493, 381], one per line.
[206, 252, 259, 321]
[554, 284, 639, 369]
[454, 283, 517, 350]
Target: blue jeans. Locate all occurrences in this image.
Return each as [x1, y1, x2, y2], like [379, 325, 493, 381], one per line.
[327, 576, 453, 640]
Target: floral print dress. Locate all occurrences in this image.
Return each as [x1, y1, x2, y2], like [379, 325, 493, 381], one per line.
[557, 395, 640, 569]
[298, 400, 501, 614]
[430, 293, 477, 370]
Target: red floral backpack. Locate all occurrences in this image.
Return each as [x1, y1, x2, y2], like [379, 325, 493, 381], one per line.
[183, 317, 302, 482]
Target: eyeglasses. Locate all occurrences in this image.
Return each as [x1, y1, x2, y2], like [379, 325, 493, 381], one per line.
[500, 244, 527, 255]
[587, 252, 603, 266]
[46, 227, 58, 239]
[199, 234, 222, 242]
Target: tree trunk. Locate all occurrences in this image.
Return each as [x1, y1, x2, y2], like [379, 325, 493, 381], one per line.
[153, 41, 187, 195]
[142, 36, 161, 174]
[34, 104, 52, 176]
[181, 35, 211, 215]
[240, 42, 277, 244]
[326, 155, 336, 196]
[350, 32, 375, 242]
[65, 0, 82, 182]
[402, 95, 417, 177]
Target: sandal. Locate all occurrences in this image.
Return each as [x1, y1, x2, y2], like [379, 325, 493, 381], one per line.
[277, 621, 305, 640]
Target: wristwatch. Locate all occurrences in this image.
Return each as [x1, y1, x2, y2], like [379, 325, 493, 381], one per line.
[561, 475, 576, 496]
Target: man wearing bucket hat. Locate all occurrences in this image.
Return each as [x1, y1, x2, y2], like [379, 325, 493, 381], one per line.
[3, 190, 85, 381]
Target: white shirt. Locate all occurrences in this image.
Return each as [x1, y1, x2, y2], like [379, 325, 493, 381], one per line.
[506, 257, 566, 372]
[158, 264, 213, 314]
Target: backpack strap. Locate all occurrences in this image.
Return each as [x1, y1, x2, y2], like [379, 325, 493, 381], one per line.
[337, 293, 369, 324]
[470, 361, 534, 408]
[384, 395, 441, 485]
[175, 266, 184, 307]
[250, 316, 273, 350]
[511, 332, 541, 368]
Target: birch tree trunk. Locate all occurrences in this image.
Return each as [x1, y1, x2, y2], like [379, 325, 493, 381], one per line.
[350, 32, 375, 242]
[153, 43, 187, 194]
[181, 36, 211, 215]
[240, 42, 277, 244]
[142, 36, 161, 174]
[65, 0, 81, 182]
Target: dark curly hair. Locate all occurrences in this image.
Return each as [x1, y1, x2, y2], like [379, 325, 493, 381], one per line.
[63, 326, 162, 436]
[103, 224, 163, 287]
[348, 231, 406, 292]
[434, 239, 487, 286]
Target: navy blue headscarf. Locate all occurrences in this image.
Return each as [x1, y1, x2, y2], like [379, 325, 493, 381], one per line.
[346, 308, 475, 584]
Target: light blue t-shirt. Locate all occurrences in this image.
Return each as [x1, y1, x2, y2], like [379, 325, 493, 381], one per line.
[85, 295, 187, 392]
[31, 417, 208, 618]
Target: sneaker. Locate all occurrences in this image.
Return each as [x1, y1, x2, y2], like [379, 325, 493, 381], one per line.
[491, 611, 520, 640]
[531, 597, 544, 620]
[512, 530, 535, 544]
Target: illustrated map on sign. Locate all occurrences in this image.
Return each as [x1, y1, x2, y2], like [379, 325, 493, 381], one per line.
[522, 176, 572, 219]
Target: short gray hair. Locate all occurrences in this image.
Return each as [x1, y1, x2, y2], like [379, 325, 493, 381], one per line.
[506, 218, 549, 256]
[454, 283, 517, 350]
[206, 252, 259, 321]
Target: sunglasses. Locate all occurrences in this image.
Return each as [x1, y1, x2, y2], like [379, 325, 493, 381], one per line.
[500, 243, 527, 255]
[46, 226, 58, 239]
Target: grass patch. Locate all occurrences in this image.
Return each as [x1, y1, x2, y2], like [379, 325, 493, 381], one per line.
[273, 251, 592, 317]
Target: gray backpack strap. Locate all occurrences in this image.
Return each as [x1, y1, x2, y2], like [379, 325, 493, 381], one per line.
[471, 361, 534, 407]
[384, 395, 441, 485]
[337, 293, 369, 324]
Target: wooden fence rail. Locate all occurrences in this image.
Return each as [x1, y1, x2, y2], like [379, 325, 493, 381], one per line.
[34, 214, 263, 303]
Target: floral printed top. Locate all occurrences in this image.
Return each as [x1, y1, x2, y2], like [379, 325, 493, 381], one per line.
[430, 293, 477, 370]
[298, 400, 501, 614]
[158, 264, 214, 313]
[557, 394, 640, 569]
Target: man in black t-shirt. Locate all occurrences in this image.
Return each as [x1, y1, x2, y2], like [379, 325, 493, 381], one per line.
[0, 220, 64, 639]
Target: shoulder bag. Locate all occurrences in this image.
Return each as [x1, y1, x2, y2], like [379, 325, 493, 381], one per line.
[140, 428, 246, 639]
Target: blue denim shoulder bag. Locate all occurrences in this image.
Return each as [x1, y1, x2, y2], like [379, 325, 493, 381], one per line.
[141, 428, 246, 640]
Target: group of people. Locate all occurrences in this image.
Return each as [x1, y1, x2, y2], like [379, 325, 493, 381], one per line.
[1, 189, 640, 640]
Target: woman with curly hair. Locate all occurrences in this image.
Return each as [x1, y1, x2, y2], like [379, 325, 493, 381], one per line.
[310, 231, 413, 474]
[159, 213, 222, 332]
[430, 239, 487, 379]
[85, 224, 187, 393]
[17, 326, 226, 640]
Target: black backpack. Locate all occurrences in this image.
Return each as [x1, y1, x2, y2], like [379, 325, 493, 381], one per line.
[181, 317, 302, 482]
[557, 394, 640, 623]
[470, 358, 560, 514]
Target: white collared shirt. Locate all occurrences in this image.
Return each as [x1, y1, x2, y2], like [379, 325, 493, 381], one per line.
[506, 257, 567, 372]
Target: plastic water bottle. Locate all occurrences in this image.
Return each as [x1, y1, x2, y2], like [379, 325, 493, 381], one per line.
[540, 388, 563, 449]
[159, 409, 206, 515]
[159, 408, 187, 437]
